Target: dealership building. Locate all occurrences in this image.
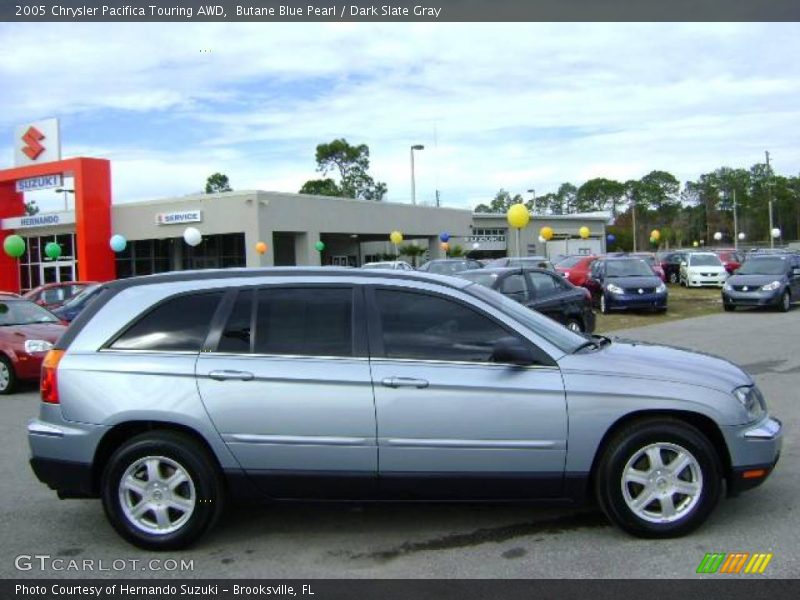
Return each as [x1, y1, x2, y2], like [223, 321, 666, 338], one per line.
[0, 119, 608, 293]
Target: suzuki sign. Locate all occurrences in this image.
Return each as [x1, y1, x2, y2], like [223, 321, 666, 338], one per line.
[14, 118, 61, 166]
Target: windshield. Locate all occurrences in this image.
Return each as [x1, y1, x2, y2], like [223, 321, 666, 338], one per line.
[555, 256, 583, 268]
[464, 282, 585, 354]
[458, 271, 501, 288]
[61, 284, 101, 308]
[606, 259, 655, 278]
[737, 257, 789, 276]
[690, 254, 722, 267]
[0, 300, 60, 326]
[427, 261, 474, 275]
[507, 257, 553, 270]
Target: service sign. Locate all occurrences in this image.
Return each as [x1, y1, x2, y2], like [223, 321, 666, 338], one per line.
[0, 211, 76, 230]
[15, 174, 63, 193]
[155, 210, 203, 225]
[14, 118, 62, 166]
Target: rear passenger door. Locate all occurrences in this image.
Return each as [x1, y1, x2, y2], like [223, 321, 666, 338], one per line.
[525, 271, 566, 324]
[195, 285, 378, 499]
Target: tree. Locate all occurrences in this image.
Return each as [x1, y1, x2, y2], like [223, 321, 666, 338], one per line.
[448, 244, 466, 257]
[299, 138, 387, 201]
[24, 200, 39, 216]
[398, 243, 427, 267]
[205, 173, 232, 194]
[576, 178, 625, 215]
[474, 189, 524, 213]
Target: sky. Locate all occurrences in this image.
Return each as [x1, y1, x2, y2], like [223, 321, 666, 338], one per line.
[1, 22, 799, 213]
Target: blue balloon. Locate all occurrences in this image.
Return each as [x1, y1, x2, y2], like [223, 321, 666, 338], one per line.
[439, 232, 451, 243]
[109, 234, 127, 253]
[606, 233, 616, 242]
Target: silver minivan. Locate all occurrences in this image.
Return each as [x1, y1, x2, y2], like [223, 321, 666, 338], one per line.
[28, 268, 782, 549]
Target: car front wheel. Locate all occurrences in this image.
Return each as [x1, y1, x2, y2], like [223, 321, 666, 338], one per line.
[600, 295, 609, 314]
[0, 356, 17, 395]
[779, 290, 791, 313]
[101, 431, 224, 550]
[595, 418, 721, 538]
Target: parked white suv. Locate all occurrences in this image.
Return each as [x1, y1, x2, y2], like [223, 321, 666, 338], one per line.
[680, 252, 728, 288]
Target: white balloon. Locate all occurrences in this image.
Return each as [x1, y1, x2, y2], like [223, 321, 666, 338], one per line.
[183, 227, 203, 247]
[738, 232, 746, 240]
[771, 228, 781, 239]
[713, 232, 722, 241]
[538, 235, 546, 243]
[472, 242, 480, 250]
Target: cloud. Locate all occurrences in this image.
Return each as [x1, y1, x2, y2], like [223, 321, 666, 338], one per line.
[1, 22, 799, 210]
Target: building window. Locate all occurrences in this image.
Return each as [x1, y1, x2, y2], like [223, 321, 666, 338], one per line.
[183, 233, 245, 270]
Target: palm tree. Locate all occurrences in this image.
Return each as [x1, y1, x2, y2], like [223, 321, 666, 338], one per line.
[398, 243, 427, 267]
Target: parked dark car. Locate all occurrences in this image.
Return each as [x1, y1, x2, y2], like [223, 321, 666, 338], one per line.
[659, 251, 687, 284]
[459, 267, 596, 333]
[488, 256, 555, 271]
[417, 259, 484, 275]
[722, 255, 800, 312]
[587, 257, 668, 314]
[51, 284, 103, 322]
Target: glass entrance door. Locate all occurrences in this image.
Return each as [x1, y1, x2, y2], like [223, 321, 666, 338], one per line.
[40, 262, 77, 285]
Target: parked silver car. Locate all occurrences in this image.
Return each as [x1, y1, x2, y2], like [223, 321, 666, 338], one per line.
[28, 268, 781, 549]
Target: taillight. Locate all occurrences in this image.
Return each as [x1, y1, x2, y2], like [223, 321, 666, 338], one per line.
[40, 349, 65, 404]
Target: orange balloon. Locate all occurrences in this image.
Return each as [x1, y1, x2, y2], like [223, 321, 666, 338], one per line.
[255, 241, 268, 255]
[440, 242, 450, 252]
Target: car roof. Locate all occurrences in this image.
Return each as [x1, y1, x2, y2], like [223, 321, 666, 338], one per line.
[28, 281, 97, 290]
[462, 266, 556, 276]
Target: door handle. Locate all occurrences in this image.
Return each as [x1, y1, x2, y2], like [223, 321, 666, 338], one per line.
[208, 370, 255, 382]
[381, 377, 429, 389]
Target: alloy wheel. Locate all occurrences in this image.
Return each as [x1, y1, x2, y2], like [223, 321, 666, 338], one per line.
[620, 442, 703, 524]
[0, 362, 9, 392]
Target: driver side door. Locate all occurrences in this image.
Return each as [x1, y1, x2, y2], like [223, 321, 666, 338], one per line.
[367, 286, 567, 500]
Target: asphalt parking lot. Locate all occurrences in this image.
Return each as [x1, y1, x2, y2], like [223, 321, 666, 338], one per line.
[1, 308, 797, 579]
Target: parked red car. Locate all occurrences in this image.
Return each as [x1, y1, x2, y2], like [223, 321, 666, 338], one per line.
[630, 253, 666, 282]
[23, 281, 97, 309]
[554, 255, 597, 287]
[715, 249, 743, 274]
[0, 294, 67, 394]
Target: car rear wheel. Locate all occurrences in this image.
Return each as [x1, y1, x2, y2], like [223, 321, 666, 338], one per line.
[0, 356, 17, 395]
[595, 418, 721, 538]
[101, 431, 224, 550]
[779, 290, 791, 313]
[668, 272, 679, 284]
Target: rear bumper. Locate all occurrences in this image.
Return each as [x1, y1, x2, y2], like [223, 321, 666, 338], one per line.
[29, 457, 96, 498]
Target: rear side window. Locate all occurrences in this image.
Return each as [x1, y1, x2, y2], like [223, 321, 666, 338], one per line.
[528, 272, 558, 297]
[253, 287, 353, 357]
[110, 292, 223, 352]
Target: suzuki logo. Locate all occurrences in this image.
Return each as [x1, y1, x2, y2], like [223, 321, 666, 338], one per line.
[743, 286, 748, 291]
[21, 126, 45, 160]
[638, 288, 644, 294]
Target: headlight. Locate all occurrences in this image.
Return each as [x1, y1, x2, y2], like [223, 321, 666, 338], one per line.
[656, 283, 666, 293]
[24, 340, 54, 354]
[734, 385, 766, 422]
[761, 281, 781, 291]
[606, 283, 624, 295]
[723, 282, 733, 291]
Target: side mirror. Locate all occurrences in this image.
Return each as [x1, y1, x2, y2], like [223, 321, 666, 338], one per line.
[491, 336, 536, 366]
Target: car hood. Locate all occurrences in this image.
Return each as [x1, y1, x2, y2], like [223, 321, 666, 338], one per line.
[0, 322, 66, 344]
[727, 274, 785, 286]
[605, 276, 662, 288]
[559, 339, 751, 394]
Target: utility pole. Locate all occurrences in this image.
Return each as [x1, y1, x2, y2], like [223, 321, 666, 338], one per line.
[766, 151, 774, 248]
[631, 197, 637, 252]
[733, 188, 739, 250]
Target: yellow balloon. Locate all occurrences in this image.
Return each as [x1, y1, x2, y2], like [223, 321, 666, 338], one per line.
[650, 229, 661, 241]
[506, 204, 530, 229]
[540, 226, 554, 241]
[390, 230, 403, 245]
[693, 240, 699, 247]
[579, 226, 590, 239]
[255, 241, 267, 255]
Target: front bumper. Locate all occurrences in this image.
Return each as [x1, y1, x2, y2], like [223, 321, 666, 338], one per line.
[724, 416, 782, 496]
[687, 275, 727, 287]
[723, 289, 782, 307]
[606, 292, 667, 311]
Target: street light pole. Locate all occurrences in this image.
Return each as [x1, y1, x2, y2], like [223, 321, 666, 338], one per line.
[55, 188, 74, 211]
[410, 144, 424, 205]
[766, 151, 774, 248]
[527, 188, 536, 212]
[733, 188, 739, 250]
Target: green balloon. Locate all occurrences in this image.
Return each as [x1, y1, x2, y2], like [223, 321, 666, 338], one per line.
[45, 242, 62, 259]
[3, 235, 25, 258]
[314, 241, 325, 252]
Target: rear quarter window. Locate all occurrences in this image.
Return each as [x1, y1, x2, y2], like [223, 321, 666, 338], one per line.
[108, 291, 224, 352]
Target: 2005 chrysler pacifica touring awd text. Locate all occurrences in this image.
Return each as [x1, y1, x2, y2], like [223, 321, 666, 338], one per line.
[28, 268, 782, 549]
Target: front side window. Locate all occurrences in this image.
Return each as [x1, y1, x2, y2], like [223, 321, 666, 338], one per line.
[528, 272, 558, 297]
[499, 274, 528, 300]
[374, 289, 516, 363]
[253, 287, 353, 357]
[110, 292, 223, 352]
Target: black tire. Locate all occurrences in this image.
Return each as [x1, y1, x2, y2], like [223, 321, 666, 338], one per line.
[565, 318, 584, 333]
[668, 272, 679, 284]
[0, 355, 17, 395]
[101, 431, 224, 550]
[594, 418, 722, 538]
[779, 290, 791, 313]
[723, 304, 735, 312]
[600, 294, 610, 314]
